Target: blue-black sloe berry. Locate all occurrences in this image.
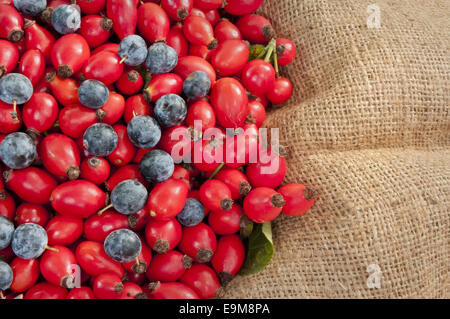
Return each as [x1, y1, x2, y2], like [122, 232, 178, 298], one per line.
[145, 42, 178, 74]
[83, 123, 118, 157]
[177, 198, 205, 227]
[139, 149, 174, 183]
[0, 216, 14, 250]
[183, 71, 211, 100]
[154, 94, 187, 127]
[0, 73, 33, 105]
[127, 115, 161, 149]
[0, 132, 37, 169]
[13, 0, 47, 16]
[104, 229, 142, 263]
[118, 35, 148, 66]
[78, 79, 109, 109]
[11, 223, 48, 260]
[111, 179, 148, 215]
[51, 4, 81, 34]
[0, 261, 13, 291]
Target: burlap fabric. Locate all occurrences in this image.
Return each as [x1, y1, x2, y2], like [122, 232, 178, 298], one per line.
[225, 0, 449, 298]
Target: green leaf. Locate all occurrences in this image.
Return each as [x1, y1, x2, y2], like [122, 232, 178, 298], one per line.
[240, 215, 254, 239]
[239, 222, 274, 275]
[248, 44, 266, 61]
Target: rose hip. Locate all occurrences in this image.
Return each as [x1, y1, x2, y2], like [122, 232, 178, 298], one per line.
[211, 235, 245, 285]
[278, 183, 316, 217]
[146, 250, 192, 282]
[144, 218, 182, 253]
[15, 203, 50, 227]
[179, 222, 217, 263]
[243, 187, 285, 223]
[180, 264, 221, 299]
[46, 216, 83, 246]
[199, 179, 233, 211]
[208, 203, 243, 235]
[80, 156, 111, 185]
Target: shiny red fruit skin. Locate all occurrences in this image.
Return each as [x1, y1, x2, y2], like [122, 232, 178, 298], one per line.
[266, 76, 293, 105]
[179, 222, 217, 263]
[120, 282, 145, 299]
[211, 39, 249, 76]
[146, 250, 191, 282]
[99, 92, 125, 125]
[171, 165, 190, 186]
[199, 179, 233, 212]
[0, 39, 19, 77]
[203, 8, 220, 27]
[66, 287, 96, 299]
[0, 100, 22, 134]
[93, 273, 124, 299]
[51, 34, 90, 78]
[214, 19, 241, 42]
[144, 73, 183, 103]
[107, 124, 136, 166]
[158, 125, 193, 164]
[144, 218, 182, 253]
[241, 59, 276, 96]
[138, 3, 170, 43]
[192, 138, 224, 172]
[123, 241, 152, 274]
[243, 187, 283, 223]
[9, 257, 39, 293]
[246, 99, 266, 128]
[18, 49, 45, 85]
[80, 156, 111, 185]
[208, 202, 243, 235]
[83, 50, 123, 85]
[186, 100, 216, 131]
[0, 4, 23, 42]
[0, 246, 14, 264]
[188, 44, 212, 61]
[24, 20, 55, 62]
[215, 168, 251, 200]
[51, 180, 107, 218]
[224, 0, 263, 15]
[246, 149, 286, 188]
[0, 191, 16, 221]
[167, 23, 188, 57]
[148, 179, 189, 220]
[40, 133, 81, 180]
[189, 7, 206, 18]
[133, 147, 152, 164]
[40, 245, 78, 288]
[84, 210, 129, 242]
[45, 72, 80, 106]
[106, 0, 137, 39]
[22, 92, 58, 133]
[161, 0, 193, 21]
[46, 215, 83, 246]
[210, 77, 248, 128]
[91, 42, 119, 56]
[211, 235, 245, 284]
[76, 241, 124, 278]
[59, 104, 99, 138]
[24, 283, 68, 299]
[183, 15, 216, 48]
[16, 203, 49, 227]
[128, 206, 150, 231]
[78, 0, 106, 14]
[105, 164, 148, 191]
[276, 38, 296, 66]
[148, 282, 199, 299]
[124, 94, 152, 123]
[180, 264, 221, 299]
[4, 167, 57, 204]
[174, 55, 216, 84]
[194, 0, 222, 10]
[278, 183, 315, 217]
[237, 14, 273, 44]
[116, 68, 143, 96]
[79, 15, 113, 48]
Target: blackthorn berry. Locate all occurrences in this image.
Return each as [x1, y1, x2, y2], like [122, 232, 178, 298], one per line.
[177, 198, 205, 227]
[0, 132, 36, 169]
[78, 79, 109, 109]
[51, 4, 81, 34]
[83, 123, 118, 157]
[111, 179, 148, 215]
[145, 42, 178, 74]
[118, 35, 148, 66]
[13, 0, 47, 16]
[183, 71, 211, 100]
[0, 261, 13, 291]
[0, 73, 33, 105]
[154, 94, 187, 127]
[127, 115, 161, 149]
[139, 149, 174, 183]
[11, 223, 48, 260]
[0, 216, 14, 250]
[104, 229, 142, 263]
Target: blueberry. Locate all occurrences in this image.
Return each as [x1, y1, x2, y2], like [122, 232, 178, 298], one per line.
[83, 123, 118, 157]
[51, 4, 81, 34]
[177, 198, 205, 227]
[127, 115, 161, 149]
[0, 132, 36, 169]
[13, 0, 47, 16]
[11, 223, 48, 260]
[183, 71, 211, 100]
[0, 261, 13, 291]
[145, 42, 178, 74]
[139, 149, 174, 183]
[78, 79, 109, 109]
[0, 216, 14, 250]
[118, 35, 148, 66]
[154, 94, 187, 127]
[104, 229, 142, 263]
[111, 179, 148, 215]
[0, 73, 33, 105]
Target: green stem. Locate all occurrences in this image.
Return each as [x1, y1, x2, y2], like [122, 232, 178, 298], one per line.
[208, 162, 225, 180]
[264, 39, 276, 62]
[255, 46, 269, 60]
[273, 49, 279, 77]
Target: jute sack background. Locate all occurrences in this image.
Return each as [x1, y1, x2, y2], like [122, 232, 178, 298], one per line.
[225, 0, 449, 298]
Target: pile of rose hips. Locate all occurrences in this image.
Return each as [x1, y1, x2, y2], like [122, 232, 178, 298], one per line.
[0, 0, 314, 299]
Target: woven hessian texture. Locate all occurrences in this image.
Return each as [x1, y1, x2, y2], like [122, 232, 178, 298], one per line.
[224, 0, 449, 298]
